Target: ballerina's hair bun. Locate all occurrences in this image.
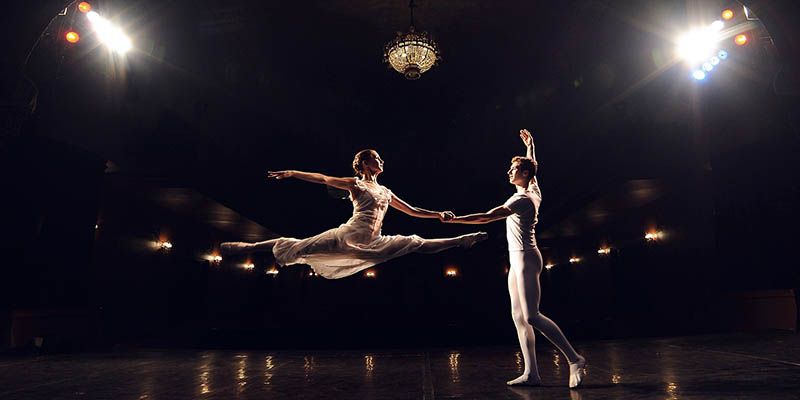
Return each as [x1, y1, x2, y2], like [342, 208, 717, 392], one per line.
[352, 149, 375, 177]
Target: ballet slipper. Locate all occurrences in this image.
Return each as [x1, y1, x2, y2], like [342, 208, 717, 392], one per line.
[568, 355, 587, 388]
[506, 374, 542, 386]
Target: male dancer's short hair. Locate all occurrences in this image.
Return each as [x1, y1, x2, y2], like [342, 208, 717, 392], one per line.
[511, 156, 538, 179]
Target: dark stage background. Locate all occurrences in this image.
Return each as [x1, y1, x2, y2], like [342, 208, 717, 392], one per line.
[1, 0, 799, 351]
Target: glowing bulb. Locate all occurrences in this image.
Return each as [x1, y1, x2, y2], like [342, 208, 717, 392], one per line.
[266, 268, 279, 275]
[710, 56, 720, 65]
[545, 264, 554, 270]
[734, 34, 748, 46]
[568, 257, 581, 264]
[675, 26, 720, 64]
[710, 20, 724, 31]
[242, 263, 255, 270]
[78, 2, 92, 13]
[692, 70, 706, 80]
[597, 247, 611, 255]
[721, 9, 734, 20]
[65, 31, 80, 43]
[445, 268, 458, 277]
[702, 62, 714, 72]
[645, 230, 665, 241]
[86, 11, 132, 54]
[365, 270, 376, 278]
[718, 50, 728, 59]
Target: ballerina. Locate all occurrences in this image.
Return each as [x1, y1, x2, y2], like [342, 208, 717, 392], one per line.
[221, 149, 487, 279]
[443, 129, 587, 388]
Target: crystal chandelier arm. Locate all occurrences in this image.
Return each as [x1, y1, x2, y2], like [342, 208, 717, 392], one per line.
[409, 0, 416, 27]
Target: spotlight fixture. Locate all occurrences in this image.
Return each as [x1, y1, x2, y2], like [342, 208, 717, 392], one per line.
[78, 2, 92, 13]
[545, 263, 555, 270]
[597, 247, 611, 255]
[568, 257, 582, 264]
[445, 267, 458, 277]
[734, 34, 748, 46]
[266, 267, 279, 275]
[242, 262, 255, 270]
[157, 240, 173, 250]
[365, 270, 376, 278]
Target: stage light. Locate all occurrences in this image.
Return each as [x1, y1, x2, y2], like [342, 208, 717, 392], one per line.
[597, 247, 611, 255]
[718, 50, 728, 59]
[734, 34, 748, 46]
[65, 31, 80, 43]
[266, 267, 279, 275]
[721, 9, 734, 20]
[675, 26, 719, 64]
[78, 2, 92, 13]
[645, 230, 665, 241]
[710, 56, 720, 65]
[545, 263, 554, 270]
[157, 240, 173, 250]
[365, 270, 376, 278]
[692, 70, 706, 80]
[86, 11, 132, 54]
[702, 62, 714, 72]
[242, 262, 255, 270]
[568, 257, 582, 264]
[710, 20, 724, 31]
[94, 224, 99, 230]
[445, 268, 458, 277]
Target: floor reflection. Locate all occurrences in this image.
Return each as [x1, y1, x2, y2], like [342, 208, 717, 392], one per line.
[364, 354, 375, 380]
[263, 355, 274, 387]
[449, 351, 461, 383]
[235, 354, 248, 394]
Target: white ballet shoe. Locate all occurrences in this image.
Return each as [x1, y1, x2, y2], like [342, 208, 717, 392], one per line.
[568, 355, 587, 388]
[461, 232, 489, 248]
[220, 242, 253, 254]
[506, 374, 542, 386]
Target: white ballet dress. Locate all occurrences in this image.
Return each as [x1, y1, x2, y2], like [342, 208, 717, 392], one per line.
[272, 178, 425, 279]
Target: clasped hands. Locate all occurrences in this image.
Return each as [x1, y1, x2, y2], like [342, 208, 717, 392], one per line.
[438, 211, 455, 222]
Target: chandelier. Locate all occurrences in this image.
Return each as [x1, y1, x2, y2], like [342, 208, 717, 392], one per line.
[383, 0, 441, 80]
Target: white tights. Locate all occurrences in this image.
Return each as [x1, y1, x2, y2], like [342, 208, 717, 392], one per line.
[508, 249, 580, 380]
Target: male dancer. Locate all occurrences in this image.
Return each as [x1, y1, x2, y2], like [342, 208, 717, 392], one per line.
[444, 129, 587, 388]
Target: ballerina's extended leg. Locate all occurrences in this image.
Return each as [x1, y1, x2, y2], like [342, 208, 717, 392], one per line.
[220, 239, 279, 254]
[417, 232, 488, 254]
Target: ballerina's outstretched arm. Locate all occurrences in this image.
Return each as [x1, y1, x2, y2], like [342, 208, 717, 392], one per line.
[389, 193, 454, 221]
[268, 170, 358, 192]
[443, 205, 512, 225]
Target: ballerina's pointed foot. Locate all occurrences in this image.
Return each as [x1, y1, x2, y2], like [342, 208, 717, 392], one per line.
[461, 232, 489, 248]
[506, 374, 542, 386]
[568, 355, 587, 388]
[220, 242, 254, 254]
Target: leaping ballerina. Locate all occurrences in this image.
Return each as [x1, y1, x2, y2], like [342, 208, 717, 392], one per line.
[221, 149, 488, 279]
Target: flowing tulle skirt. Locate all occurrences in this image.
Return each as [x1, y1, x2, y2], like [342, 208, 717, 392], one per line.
[272, 222, 425, 279]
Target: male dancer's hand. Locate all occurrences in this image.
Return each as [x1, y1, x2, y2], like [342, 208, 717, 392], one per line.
[268, 170, 295, 179]
[519, 129, 534, 147]
[438, 211, 455, 221]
